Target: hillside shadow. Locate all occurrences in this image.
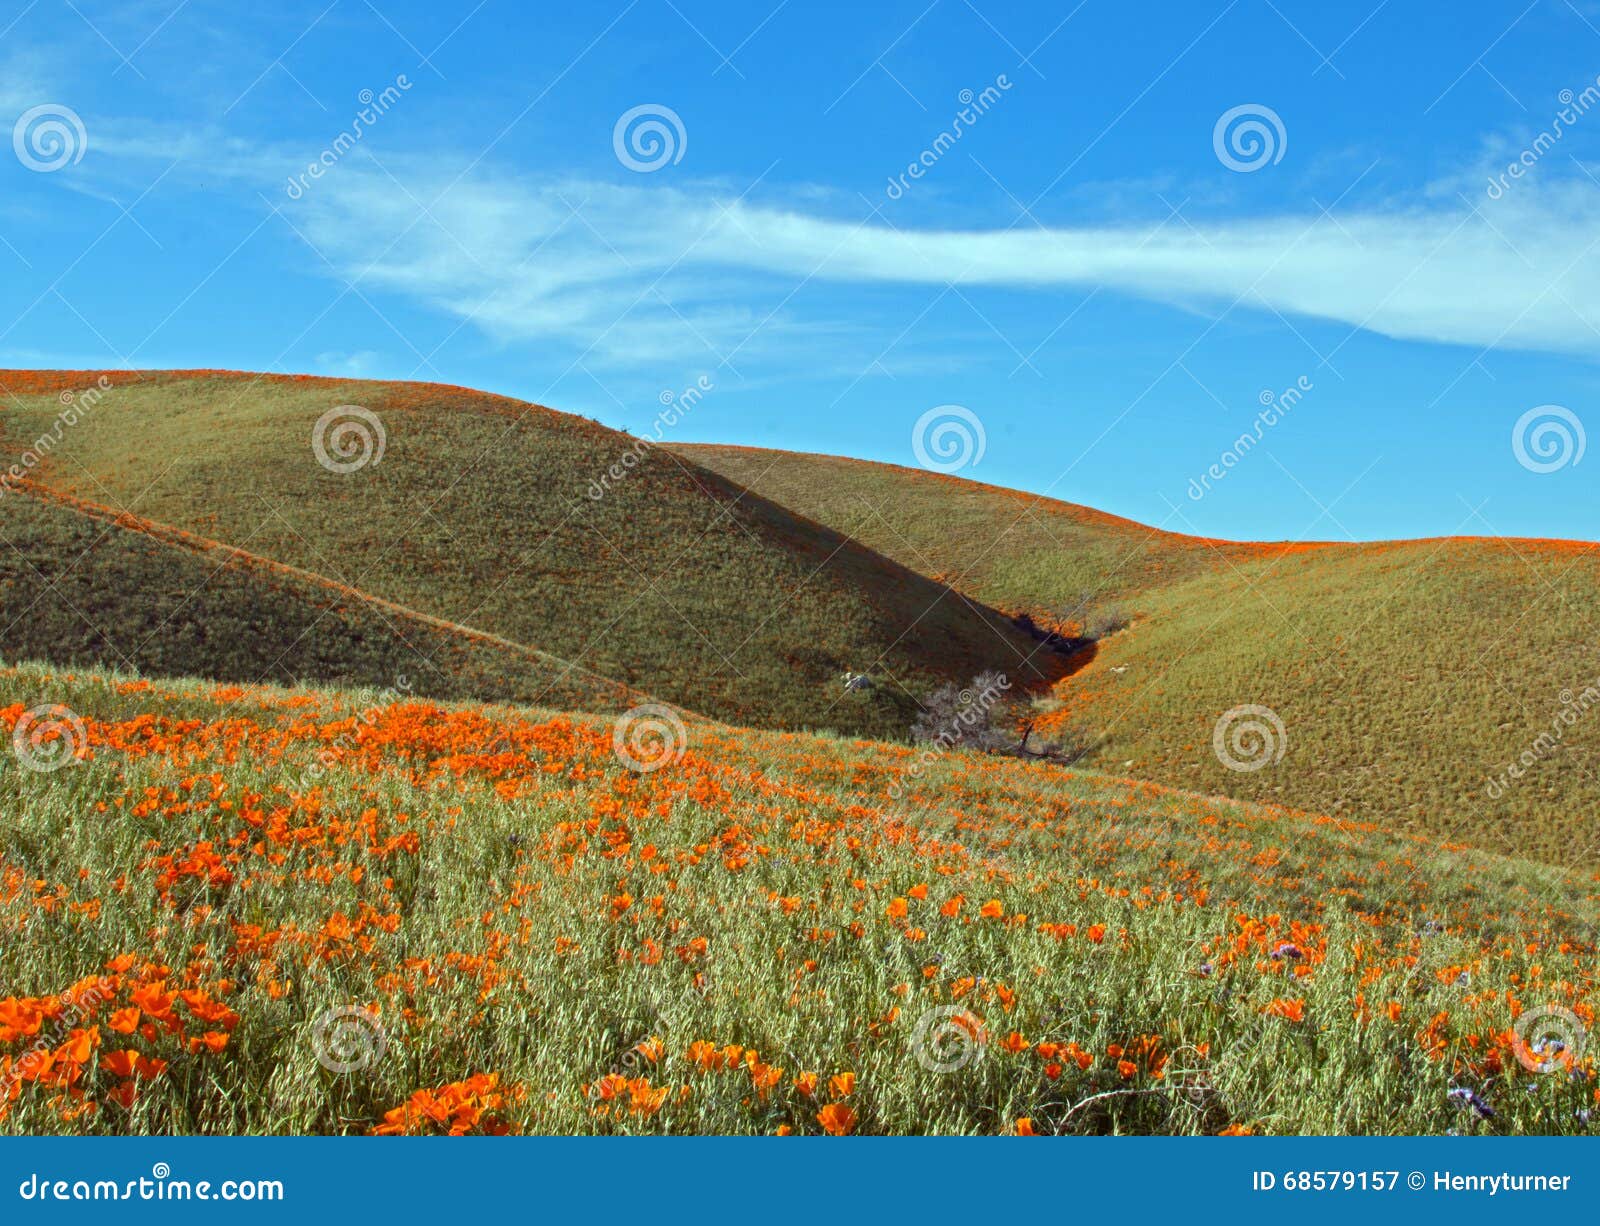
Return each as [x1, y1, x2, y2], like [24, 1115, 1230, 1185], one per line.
[682, 458, 1093, 697]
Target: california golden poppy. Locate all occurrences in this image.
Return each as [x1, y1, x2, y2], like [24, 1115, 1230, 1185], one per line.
[816, 1102, 857, 1136]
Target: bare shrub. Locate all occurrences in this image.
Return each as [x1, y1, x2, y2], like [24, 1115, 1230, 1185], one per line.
[1085, 606, 1130, 639]
[1057, 591, 1130, 641]
[914, 671, 1094, 765]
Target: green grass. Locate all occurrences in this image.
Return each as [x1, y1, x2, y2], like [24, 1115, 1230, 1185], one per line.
[0, 371, 1051, 739]
[0, 480, 650, 716]
[680, 445, 1600, 861]
[677, 443, 1270, 614]
[6, 371, 1597, 859]
[0, 659, 1594, 1136]
[1031, 536, 1600, 861]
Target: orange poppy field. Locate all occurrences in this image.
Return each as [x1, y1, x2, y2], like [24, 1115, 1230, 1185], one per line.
[1, 659, 1594, 1136]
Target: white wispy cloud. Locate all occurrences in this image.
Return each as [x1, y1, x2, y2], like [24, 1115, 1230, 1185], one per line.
[51, 126, 1600, 368]
[273, 159, 1600, 365]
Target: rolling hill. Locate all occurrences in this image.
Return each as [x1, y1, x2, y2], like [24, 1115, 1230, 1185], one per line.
[0, 370, 1059, 739]
[3, 368, 1596, 860]
[681, 445, 1600, 861]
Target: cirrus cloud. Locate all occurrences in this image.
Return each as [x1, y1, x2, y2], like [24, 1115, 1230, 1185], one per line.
[279, 159, 1600, 366]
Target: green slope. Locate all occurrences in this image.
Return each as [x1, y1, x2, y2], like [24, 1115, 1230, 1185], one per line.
[680, 444, 1600, 862]
[0, 371, 1057, 738]
[0, 478, 653, 714]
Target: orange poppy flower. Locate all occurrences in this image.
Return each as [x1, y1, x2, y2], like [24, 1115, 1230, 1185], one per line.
[1263, 998, 1306, 1023]
[101, 1050, 140, 1079]
[55, 1029, 96, 1065]
[749, 1062, 783, 1096]
[687, 1040, 723, 1071]
[829, 1072, 856, 1098]
[136, 1054, 168, 1079]
[816, 1102, 857, 1136]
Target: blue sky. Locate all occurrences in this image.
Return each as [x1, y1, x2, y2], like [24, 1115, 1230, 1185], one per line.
[1, 0, 1598, 542]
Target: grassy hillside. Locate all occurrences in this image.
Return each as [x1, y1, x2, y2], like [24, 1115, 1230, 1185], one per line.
[0, 660, 1594, 1136]
[677, 444, 1294, 625]
[680, 446, 1600, 861]
[0, 371, 1056, 738]
[7, 371, 1594, 861]
[0, 479, 651, 715]
[1029, 536, 1600, 860]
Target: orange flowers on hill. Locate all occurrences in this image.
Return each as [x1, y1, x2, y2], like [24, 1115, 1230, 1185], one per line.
[373, 1074, 519, 1136]
[0, 659, 1596, 1138]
